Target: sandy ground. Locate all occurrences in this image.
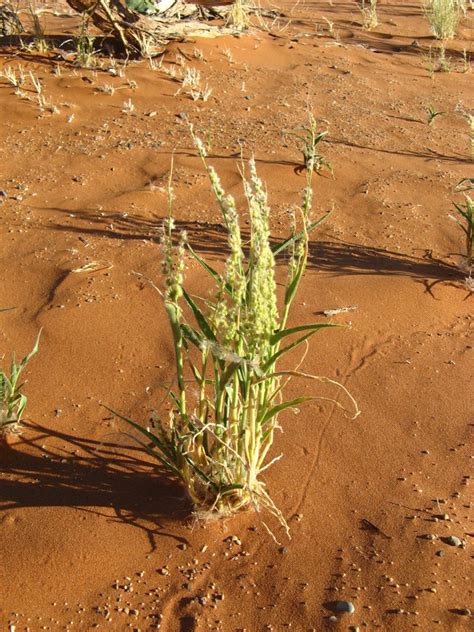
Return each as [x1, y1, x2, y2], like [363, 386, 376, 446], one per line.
[0, 1, 473, 631]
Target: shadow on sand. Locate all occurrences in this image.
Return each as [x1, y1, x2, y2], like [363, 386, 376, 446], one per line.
[0, 422, 192, 551]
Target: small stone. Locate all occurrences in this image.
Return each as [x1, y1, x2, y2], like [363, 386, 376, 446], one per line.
[435, 550, 445, 557]
[443, 536, 462, 547]
[328, 616, 337, 623]
[177, 112, 188, 120]
[453, 608, 471, 616]
[177, 543, 187, 551]
[279, 546, 289, 555]
[326, 600, 355, 614]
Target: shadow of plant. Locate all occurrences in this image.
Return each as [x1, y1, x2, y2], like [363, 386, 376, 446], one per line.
[0, 422, 192, 551]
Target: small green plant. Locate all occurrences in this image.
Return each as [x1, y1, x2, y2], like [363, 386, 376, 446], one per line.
[1, 333, 41, 435]
[74, 14, 98, 68]
[424, 0, 466, 40]
[450, 195, 473, 270]
[360, 0, 378, 30]
[426, 104, 446, 125]
[423, 45, 453, 74]
[109, 131, 356, 533]
[289, 113, 333, 176]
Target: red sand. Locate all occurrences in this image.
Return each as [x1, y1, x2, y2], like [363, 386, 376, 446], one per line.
[0, 2, 472, 630]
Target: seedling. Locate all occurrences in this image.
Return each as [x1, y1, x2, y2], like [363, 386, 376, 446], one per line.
[181, 67, 201, 90]
[288, 113, 333, 176]
[1, 333, 41, 435]
[122, 97, 135, 113]
[193, 47, 206, 61]
[1, 65, 26, 90]
[74, 14, 98, 68]
[190, 84, 212, 102]
[427, 104, 445, 125]
[109, 131, 357, 534]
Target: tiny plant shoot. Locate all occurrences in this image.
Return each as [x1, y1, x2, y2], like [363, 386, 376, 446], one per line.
[0, 332, 41, 435]
[289, 113, 333, 176]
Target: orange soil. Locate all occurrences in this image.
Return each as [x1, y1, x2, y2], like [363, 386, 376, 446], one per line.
[0, 1, 473, 631]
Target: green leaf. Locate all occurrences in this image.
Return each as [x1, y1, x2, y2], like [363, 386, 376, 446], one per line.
[270, 322, 340, 345]
[187, 244, 234, 296]
[263, 327, 332, 370]
[18, 329, 42, 370]
[272, 212, 331, 256]
[104, 406, 180, 475]
[182, 288, 216, 343]
[259, 396, 315, 425]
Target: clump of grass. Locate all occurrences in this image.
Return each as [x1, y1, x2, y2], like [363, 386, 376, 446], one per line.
[1, 333, 41, 435]
[450, 195, 473, 271]
[228, 0, 251, 29]
[181, 67, 201, 90]
[0, 65, 26, 91]
[190, 84, 212, 102]
[288, 113, 333, 176]
[109, 131, 357, 534]
[74, 13, 98, 68]
[360, 0, 378, 30]
[424, 0, 466, 40]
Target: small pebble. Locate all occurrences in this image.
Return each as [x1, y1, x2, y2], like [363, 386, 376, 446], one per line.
[444, 536, 462, 547]
[327, 600, 355, 614]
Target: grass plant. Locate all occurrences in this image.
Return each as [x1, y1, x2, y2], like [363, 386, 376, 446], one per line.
[1, 65, 26, 91]
[228, 0, 251, 29]
[1, 333, 40, 435]
[109, 131, 357, 534]
[426, 104, 445, 125]
[74, 14, 98, 68]
[424, 0, 466, 39]
[360, 0, 378, 30]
